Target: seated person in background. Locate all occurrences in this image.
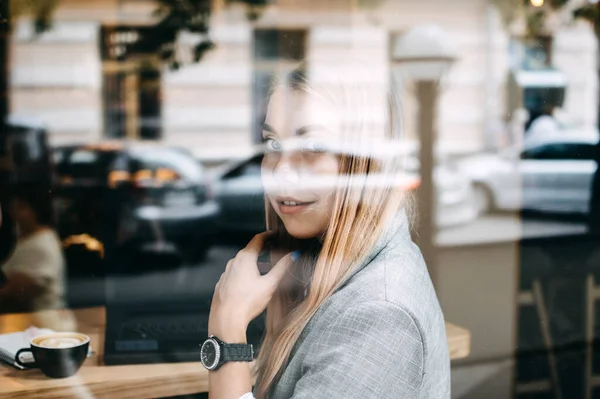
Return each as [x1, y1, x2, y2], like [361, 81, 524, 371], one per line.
[525, 106, 560, 144]
[0, 186, 66, 314]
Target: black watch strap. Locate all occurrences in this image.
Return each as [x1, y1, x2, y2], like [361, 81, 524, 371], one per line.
[221, 343, 254, 362]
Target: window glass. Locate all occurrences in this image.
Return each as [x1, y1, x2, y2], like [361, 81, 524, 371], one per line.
[522, 143, 596, 161]
[55, 149, 118, 181]
[567, 144, 596, 160]
[52, 149, 64, 164]
[252, 29, 307, 144]
[253, 29, 307, 61]
[101, 26, 162, 140]
[5, 5, 599, 397]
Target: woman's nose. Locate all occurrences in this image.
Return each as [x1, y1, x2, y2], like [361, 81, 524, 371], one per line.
[271, 152, 301, 184]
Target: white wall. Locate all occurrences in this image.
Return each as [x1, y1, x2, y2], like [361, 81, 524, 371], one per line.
[553, 20, 598, 129]
[161, 16, 253, 159]
[377, 0, 494, 153]
[11, 20, 102, 140]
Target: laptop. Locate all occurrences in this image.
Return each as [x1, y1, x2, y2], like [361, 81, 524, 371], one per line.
[103, 248, 266, 366]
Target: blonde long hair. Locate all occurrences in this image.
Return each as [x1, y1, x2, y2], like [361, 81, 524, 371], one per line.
[254, 61, 408, 398]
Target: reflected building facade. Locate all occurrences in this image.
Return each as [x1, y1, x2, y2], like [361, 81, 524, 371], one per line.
[9, 0, 598, 165]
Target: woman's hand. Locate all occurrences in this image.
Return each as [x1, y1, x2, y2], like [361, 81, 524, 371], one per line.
[208, 231, 297, 342]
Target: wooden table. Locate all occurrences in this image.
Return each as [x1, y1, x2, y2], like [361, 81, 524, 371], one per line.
[0, 307, 470, 398]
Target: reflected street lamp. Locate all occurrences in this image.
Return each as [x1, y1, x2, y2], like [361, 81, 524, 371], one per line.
[391, 25, 457, 288]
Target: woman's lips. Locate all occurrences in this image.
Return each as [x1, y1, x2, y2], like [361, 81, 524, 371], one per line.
[274, 197, 316, 215]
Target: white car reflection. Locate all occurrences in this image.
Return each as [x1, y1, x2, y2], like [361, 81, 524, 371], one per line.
[403, 146, 477, 228]
[457, 132, 599, 215]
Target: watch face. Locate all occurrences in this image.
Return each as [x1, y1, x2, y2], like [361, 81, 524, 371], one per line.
[200, 338, 220, 370]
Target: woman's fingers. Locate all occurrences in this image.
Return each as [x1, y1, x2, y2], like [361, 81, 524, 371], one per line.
[263, 250, 300, 287]
[241, 231, 275, 261]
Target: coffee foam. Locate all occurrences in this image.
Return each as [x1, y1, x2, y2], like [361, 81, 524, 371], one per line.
[32, 333, 88, 349]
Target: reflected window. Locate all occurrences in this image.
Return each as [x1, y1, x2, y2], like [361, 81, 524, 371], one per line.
[252, 29, 307, 144]
[522, 143, 596, 161]
[101, 26, 162, 140]
[510, 36, 553, 70]
[55, 149, 119, 181]
[52, 149, 64, 164]
[70, 150, 98, 163]
[253, 29, 307, 61]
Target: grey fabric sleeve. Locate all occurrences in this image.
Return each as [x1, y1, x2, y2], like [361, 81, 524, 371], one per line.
[290, 301, 425, 399]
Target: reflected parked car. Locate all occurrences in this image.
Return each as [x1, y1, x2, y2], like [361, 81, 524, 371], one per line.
[213, 152, 476, 234]
[5, 115, 55, 185]
[212, 155, 267, 234]
[457, 131, 599, 215]
[403, 146, 478, 228]
[52, 142, 219, 266]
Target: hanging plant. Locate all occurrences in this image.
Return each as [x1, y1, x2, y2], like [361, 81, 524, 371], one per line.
[226, 0, 270, 21]
[155, 0, 276, 69]
[491, 0, 524, 31]
[150, 0, 215, 70]
[526, 9, 547, 38]
[10, 0, 58, 33]
[10, 0, 278, 70]
[493, 0, 600, 38]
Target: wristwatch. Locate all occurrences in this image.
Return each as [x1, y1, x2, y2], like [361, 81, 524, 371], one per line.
[200, 335, 254, 371]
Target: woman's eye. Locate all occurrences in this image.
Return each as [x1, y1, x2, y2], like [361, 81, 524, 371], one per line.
[302, 138, 328, 153]
[263, 138, 282, 152]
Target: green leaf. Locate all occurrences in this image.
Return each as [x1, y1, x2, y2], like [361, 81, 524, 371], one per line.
[33, 16, 50, 34]
[526, 9, 546, 38]
[159, 48, 174, 61]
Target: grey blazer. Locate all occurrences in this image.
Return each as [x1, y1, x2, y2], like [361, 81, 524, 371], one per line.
[261, 210, 450, 398]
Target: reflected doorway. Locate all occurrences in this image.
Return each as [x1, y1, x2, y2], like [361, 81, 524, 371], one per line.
[102, 62, 162, 141]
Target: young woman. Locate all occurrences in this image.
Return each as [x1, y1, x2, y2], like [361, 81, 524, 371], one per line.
[203, 64, 450, 398]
